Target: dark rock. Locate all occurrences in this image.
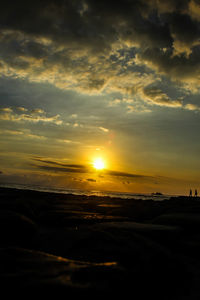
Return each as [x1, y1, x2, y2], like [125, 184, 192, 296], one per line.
[153, 213, 200, 232]
[38, 210, 127, 227]
[96, 221, 181, 234]
[0, 188, 199, 298]
[65, 222, 190, 298]
[0, 210, 38, 246]
[0, 247, 130, 296]
[95, 221, 183, 248]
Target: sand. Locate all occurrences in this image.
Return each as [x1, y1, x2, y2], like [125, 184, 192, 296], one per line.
[0, 187, 200, 298]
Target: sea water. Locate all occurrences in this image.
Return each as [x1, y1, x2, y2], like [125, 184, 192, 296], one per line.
[0, 182, 174, 201]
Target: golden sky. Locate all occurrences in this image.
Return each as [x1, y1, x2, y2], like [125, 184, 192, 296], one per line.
[1, 0, 200, 195]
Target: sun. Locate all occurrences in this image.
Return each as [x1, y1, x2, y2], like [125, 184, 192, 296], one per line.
[93, 157, 105, 170]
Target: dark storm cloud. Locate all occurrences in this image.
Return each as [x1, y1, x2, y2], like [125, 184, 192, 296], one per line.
[0, 0, 200, 92]
[0, 0, 116, 53]
[0, 0, 173, 50]
[136, 45, 200, 84]
[0, 0, 196, 48]
[169, 13, 200, 44]
[155, 0, 190, 12]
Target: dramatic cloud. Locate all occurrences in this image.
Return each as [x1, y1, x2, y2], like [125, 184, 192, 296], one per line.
[143, 87, 183, 107]
[1, 1, 200, 194]
[0, 107, 62, 124]
[0, 0, 199, 97]
[135, 47, 200, 90]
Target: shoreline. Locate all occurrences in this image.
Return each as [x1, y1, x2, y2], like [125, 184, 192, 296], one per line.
[0, 183, 176, 200]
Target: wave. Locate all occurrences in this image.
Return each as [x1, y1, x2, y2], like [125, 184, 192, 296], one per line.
[0, 182, 173, 201]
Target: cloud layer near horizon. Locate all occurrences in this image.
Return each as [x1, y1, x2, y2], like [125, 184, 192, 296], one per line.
[32, 156, 154, 179]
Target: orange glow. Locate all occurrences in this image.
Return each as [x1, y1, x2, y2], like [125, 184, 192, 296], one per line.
[93, 157, 105, 170]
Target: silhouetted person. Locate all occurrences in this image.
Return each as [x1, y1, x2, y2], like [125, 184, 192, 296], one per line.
[189, 189, 192, 197]
[195, 189, 198, 197]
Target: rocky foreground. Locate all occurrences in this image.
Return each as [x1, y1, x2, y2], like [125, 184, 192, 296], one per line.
[1, 187, 200, 298]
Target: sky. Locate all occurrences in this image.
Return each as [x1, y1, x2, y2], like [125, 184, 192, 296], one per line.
[1, 0, 200, 195]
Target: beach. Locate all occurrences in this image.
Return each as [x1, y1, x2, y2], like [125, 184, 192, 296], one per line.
[1, 187, 200, 298]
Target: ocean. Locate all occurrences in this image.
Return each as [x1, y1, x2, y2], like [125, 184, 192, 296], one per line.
[0, 182, 175, 201]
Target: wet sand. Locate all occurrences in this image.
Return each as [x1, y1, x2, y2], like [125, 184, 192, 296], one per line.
[1, 187, 200, 298]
